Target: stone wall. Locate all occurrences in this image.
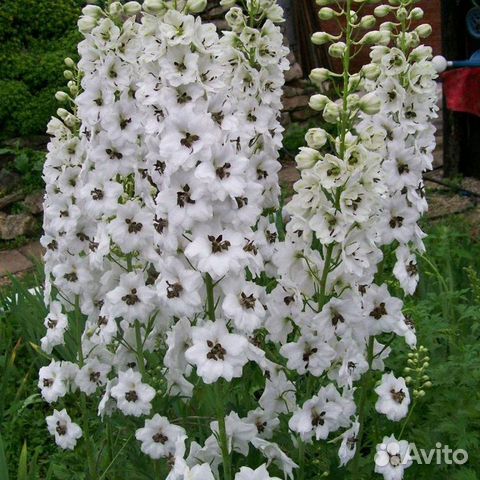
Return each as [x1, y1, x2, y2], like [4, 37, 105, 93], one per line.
[203, 2, 318, 126]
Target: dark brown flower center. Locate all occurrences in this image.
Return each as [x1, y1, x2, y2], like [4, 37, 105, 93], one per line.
[122, 289, 139, 305]
[166, 281, 183, 299]
[206, 340, 226, 361]
[125, 390, 138, 402]
[370, 302, 387, 320]
[208, 235, 231, 253]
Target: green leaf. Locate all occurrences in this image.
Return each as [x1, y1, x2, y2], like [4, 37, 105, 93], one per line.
[17, 441, 27, 480]
[0, 432, 10, 480]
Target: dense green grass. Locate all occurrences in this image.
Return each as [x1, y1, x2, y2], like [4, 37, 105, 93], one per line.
[1, 216, 479, 479]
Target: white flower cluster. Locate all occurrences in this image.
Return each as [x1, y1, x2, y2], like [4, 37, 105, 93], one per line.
[363, 42, 438, 296]
[270, 0, 436, 476]
[40, 0, 293, 478]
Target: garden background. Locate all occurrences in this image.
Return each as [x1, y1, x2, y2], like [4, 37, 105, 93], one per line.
[0, 1, 480, 479]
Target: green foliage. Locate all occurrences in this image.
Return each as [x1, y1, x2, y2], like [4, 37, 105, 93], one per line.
[0, 1, 82, 139]
[1, 218, 480, 478]
[0, 145, 46, 192]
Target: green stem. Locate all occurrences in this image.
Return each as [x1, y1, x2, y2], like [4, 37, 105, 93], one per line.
[350, 336, 375, 478]
[215, 382, 231, 480]
[398, 401, 416, 440]
[205, 273, 216, 321]
[135, 320, 146, 376]
[75, 296, 98, 479]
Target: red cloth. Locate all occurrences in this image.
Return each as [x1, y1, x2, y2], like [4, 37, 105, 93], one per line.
[442, 68, 480, 117]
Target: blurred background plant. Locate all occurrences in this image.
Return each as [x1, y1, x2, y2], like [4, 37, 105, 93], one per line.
[0, 0, 82, 140]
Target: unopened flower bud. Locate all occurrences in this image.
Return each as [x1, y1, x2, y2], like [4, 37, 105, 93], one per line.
[69, 83, 79, 95]
[186, 0, 207, 13]
[124, 1, 142, 15]
[323, 101, 340, 123]
[316, 0, 334, 5]
[55, 91, 70, 103]
[64, 114, 78, 128]
[423, 381, 432, 388]
[82, 5, 103, 18]
[374, 5, 391, 17]
[396, 7, 408, 21]
[404, 367, 411, 373]
[220, 0, 236, 7]
[310, 68, 331, 85]
[409, 7, 424, 20]
[405, 376, 412, 384]
[361, 63, 380, 80]
[64, 70, 74, 80]
[359, 92, 381, 115]
[359, 15, 376, 29]
[416, 24, 432, 38]
[64, 57, 75, 68]
[109, 2, 123, 16]
[328, 41, 346, 58]
[318, 7, 335, 20]
[296, 147, 321, 170]
[309, 94, 330, 111]
[377, 30, 391, 46]
[143, 0, 164, 13]
[78, 16, 97, 33]
[305, 128, 328, 149]
[358, 31, 382, 45]
[57, 108, 70, 120]
[312, 32, 335, 46]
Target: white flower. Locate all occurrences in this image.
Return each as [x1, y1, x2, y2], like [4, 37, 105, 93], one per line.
[46, 409, 82, 450]
[235, 464, 281, 480]
[135, 414, 186, 459]
[75, 358, 111, 395]
[110, 369, 156, 417]
[338, 420, 360, 466]
[393, 246, 419, 295]
[374, 435, 412, 480]
[41, 301, 68, 354]
[39, 361, 71, 403]
[185, 320, 249, 384]
[375, 373, 410, 421]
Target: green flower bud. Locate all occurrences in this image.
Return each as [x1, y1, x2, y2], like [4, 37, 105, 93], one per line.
[359, 15, 376, 29]
[144, 0, 164, 13]
[64, 57, 75, 68]
[312, 32, 335, 46]
[316, 0, 335, 5]
[318, 7, 336, 20]
[309, 94, 330, 111]
[374, 5, 391, 17]
[305, 128, 328, 149]
[416, 24, 432, 38]
[124, 1, 142, 15]
[423, 381, 432, 388]
[78, 16, 97, 33]
[323, 101, 340, 123]
[328, 41, 346, 58]
[109, 2, 123, 16]
[82, 5, 103, 17]
[396, 7, 408, 21]
[358, 31, 383, 45]
[296, 147, 321, 170]
[55, 91, 70, 103]
[409, 7, 424, 20]
[220, 0, 236, 6]
[310, 68, 331, 85]
[57, 108, 70, 120]
[362, 63, 381, 80]
[64, 70, 74, 80]
[359, 92, 381, 114]
[186, 0, 207, 13]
